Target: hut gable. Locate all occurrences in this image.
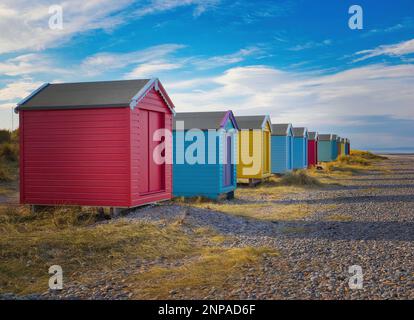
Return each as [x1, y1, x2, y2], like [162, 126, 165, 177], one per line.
[235, 115, 271, 131]
[173, 111, 238, 131]
[271, 123, 292, 136]
[15, 78, 175, 114]
[292, 127, 308, 137]
[308, 132, 318, 140]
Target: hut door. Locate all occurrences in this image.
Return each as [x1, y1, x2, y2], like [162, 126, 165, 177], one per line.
[223, 135, 233, 187]
[263, 131, 270, 173]
[139, 110, 165, 194]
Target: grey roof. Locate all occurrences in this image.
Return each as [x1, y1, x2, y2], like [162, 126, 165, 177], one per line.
[235, 115, 270, 130]
[271, 124, 292, 136]
[331, 134, 338, 140]
[308, 132, 318, 140]
[292, 127, 308, 137]
[318, 134, 332, 141]
[16, 79, 151, 110]
[173, 111, 234, 130]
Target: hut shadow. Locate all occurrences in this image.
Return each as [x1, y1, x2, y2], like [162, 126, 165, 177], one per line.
[338, 177, 414, 182]
[182, 206, 414, 241]
[276, 220, 414, 241]
[328, 184, 414, 191]
[274, 194, 414, 205]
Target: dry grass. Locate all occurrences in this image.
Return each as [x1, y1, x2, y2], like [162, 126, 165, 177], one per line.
[0, 205, 276, 297]
[324, 214, 353, 222]
[128, 246, 277, 299]
[311, 150, 387, 178]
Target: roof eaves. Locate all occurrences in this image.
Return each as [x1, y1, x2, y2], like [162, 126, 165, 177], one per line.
[262, 115, 272, 132]
[15, 83, 50, 113]
[130, 78, 176, 115]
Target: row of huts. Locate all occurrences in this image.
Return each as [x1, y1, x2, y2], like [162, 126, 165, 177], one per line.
[15, 79, 351, 209]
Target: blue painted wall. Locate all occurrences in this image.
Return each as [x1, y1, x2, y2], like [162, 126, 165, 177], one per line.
[271, 135, 293, 174]
[318, 141, 334, 162]
[332, 141, 338, 160]
[173, 120, 237, 199]
[293, 137, 307, 169]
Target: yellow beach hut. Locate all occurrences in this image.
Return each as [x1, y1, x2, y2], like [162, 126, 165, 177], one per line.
[235, 115, 272, 185]
[340, 138, 346, 155]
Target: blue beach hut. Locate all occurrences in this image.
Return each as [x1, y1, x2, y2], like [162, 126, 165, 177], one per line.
[271, 123, 293, 174]
[318, 134, 336, 162]
[173, 111, 239, 200]
[292, 127, 308, 169]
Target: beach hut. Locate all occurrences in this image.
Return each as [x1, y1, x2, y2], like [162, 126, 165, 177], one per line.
[332, 134, 339, 160]
[336, 136, 342, 157]
[15, 79, 175, 210]
[292, 127, 308, 169]
[172, 111, 239, 200]
[235, 115, 272, 184]
[317, 134, 336, 162]
[346, 138, 351, 155]
[307, 132, 318, 168]
[340, 138, 346, 155]
[270, 123, 293, 174]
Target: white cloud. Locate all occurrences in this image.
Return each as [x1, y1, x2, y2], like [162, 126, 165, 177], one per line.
[289, 39, 332, 51]
[166, 63, 414, 128]
[136, 0, 220, 18]
[0, 0, 221, 54]
[0, 0, 135, 54]
[124, 61, 183, 78]
[0, 80, 43, 102]
[0, 53, 69, 76]
[192, 47, 263, 69]
[81, 44, 186, 76]
[354, 38, 414, 62]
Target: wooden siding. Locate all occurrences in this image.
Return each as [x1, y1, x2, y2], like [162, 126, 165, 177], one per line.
[271, 136, 292, 174]
[130, 88, 172, 206]
[20, 107, 131, 207]
[172, 117, 237, 200]
[318, 141, 334, 162]
[308, 140, 317, 167]
[293, 137, 307, 169]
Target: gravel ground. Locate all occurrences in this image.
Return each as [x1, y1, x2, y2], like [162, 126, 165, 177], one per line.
[2, 155, 413, 300]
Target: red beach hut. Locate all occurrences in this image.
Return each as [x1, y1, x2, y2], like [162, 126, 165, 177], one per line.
[15, 79, 175, 210]
[307, 132, 318, 168]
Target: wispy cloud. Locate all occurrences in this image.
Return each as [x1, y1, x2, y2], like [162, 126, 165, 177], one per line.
[354, 38, 414, 62]
[135, 0, 220, 18]
[289, 39, 332, 51]
[0, 0, 222, 54]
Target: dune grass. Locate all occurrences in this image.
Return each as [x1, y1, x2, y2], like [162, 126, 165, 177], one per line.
[0, 205, 275, 297]
[128, 246, 277, 299]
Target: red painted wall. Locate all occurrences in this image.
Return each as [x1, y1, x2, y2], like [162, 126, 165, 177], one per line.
[20, 88, 173, 208]
[308, 140, 317, 167]
[20, 108, 131, 207]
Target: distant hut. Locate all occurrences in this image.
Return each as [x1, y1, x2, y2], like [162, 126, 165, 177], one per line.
[332, 134, 339, 160]
[236, 115, 272, 184]
[292, 127, 308, 169]
[307, 132, 318, 168]
[318, 134, 336, 162]
[336, 136, 342, 157]
[271, 123, 293, 174]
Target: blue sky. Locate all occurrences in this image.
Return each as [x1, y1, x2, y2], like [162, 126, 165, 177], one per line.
[1, 0, 414, 151]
